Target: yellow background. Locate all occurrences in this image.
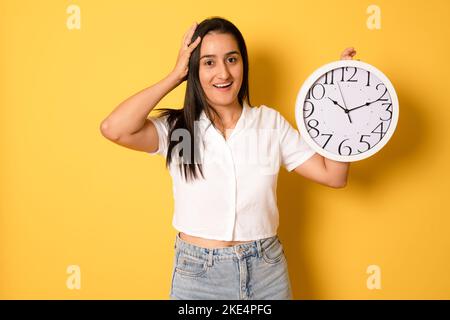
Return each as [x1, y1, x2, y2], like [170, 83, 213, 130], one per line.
[1, 0, 449, 299]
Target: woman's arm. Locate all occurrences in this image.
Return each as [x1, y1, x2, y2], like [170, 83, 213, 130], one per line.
[100, 73, 181, 140]
[292, 47, 356, 188]
[293, 153, 349, 188]
[100, 22, 201, 147]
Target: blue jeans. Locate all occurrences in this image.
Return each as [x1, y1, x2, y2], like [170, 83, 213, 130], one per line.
[170, 233, 293, 300]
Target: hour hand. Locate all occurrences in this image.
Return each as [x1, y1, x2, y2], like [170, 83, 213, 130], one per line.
[327, 97, 347, 112]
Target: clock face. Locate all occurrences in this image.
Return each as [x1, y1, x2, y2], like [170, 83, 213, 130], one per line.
[295, 60, 399, 162]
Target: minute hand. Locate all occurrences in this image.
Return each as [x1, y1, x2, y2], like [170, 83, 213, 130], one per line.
[348, 99, 380, 113]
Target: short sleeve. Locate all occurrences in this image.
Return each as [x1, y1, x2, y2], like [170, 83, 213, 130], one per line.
[147, 114, 169, 158]
[277, 112, 316, 172]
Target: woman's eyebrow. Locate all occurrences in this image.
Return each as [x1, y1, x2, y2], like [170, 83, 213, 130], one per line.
[200, 51, 240, 60]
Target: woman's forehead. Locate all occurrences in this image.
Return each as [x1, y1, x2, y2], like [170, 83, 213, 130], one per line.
[200, 33, 239, 56]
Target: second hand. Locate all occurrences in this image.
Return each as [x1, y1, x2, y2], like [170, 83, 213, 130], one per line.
[336, 81, 353, 124]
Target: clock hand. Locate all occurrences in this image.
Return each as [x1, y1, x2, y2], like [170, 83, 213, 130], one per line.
[348, 99, 379, 113]
[336, 81, 353, 124]
[348, 89, 388, 113]
[327, 97, 347, 112]
[327, 97, 353, 124]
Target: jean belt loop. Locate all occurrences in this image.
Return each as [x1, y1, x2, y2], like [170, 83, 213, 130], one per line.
[207, 249, 214, 267]
[256, 240, 262, 258]
[175, 232, 180, 250]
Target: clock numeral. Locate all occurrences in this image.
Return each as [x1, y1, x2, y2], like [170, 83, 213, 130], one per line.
[304, 101, 315, 118]
[338, 138, 352, 156]
[366, 71, 371, 87]
[341, 67, 358, 82]
[380, 103, 392, 121]
[371, 122, 387, 141]
[306, 119, 320, 138]
[324, 69, 335, 85]
[357, 135, 372, 153]
[321, 133, 333, 149]
[375, 83, 389, 101]
[307, 83, 325, 100]
[306, 88, 311, 100]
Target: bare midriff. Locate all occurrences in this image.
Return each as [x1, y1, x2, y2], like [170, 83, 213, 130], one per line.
[179, 232, 254, 248]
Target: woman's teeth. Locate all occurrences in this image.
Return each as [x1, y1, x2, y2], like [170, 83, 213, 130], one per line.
[214, 82, 232, 88]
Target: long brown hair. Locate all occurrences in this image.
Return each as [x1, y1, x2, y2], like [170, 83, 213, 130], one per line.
[154, 17, 251, 182]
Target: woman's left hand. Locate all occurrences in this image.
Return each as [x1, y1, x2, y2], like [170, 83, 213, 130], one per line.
[340, 47, 357, 60]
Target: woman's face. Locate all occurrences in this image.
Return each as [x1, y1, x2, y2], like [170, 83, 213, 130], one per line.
[198, 32, 243, 109]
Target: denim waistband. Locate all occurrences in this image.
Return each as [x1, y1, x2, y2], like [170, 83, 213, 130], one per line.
[174, 232, 279, 262]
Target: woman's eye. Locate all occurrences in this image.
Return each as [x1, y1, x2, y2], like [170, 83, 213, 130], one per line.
[204, 57, 237, 66]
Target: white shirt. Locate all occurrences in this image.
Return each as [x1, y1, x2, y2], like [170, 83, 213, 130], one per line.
[148, 101, 316, 241]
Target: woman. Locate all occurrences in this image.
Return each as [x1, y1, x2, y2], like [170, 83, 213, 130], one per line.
[100, 17, 354, 300]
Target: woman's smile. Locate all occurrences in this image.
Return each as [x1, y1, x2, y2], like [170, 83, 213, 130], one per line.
[213, 81, 233, 91]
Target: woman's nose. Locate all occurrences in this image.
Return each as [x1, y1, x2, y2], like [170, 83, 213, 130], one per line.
[217, 61, 231, 78]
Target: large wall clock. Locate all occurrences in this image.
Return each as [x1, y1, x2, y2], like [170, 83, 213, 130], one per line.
[295, 60, 399, 162]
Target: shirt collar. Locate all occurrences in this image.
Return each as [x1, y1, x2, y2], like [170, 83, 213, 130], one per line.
[199, 100, 249, 128]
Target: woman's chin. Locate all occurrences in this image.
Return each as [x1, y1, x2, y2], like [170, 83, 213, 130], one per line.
[207, 96, 239, 107]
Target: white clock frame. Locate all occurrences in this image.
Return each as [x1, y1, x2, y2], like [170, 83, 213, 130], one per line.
[295, 60, 399, 162]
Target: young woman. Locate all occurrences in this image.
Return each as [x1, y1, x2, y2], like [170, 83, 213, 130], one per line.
[100, 17, 354, 300]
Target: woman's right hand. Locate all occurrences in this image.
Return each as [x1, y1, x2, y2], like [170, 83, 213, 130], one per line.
[171, 22, 202, 84]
